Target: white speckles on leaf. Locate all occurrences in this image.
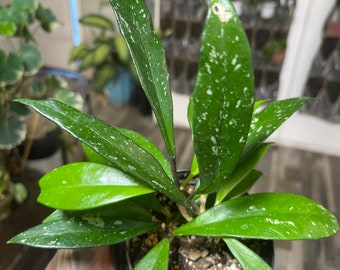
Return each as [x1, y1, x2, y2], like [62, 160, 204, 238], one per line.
[114, 220, 123, 225]
[210, 136, 217, 144]
[82, 215, 105, 228]
[212, 3, 233, 23]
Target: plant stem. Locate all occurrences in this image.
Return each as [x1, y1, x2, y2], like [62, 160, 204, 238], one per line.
[170, 157, 180, 187]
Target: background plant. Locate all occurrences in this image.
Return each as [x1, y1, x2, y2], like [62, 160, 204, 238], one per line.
[9, 1, 338, 269]
[69, 13, 135, 92]
[0, 0, 59, 152]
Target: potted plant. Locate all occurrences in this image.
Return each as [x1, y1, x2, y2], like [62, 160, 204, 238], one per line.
[69, 13, 136, 104]
[9, 1, 338, 269]
[263, 38, 286, 65]
[0, 0, 59, 162]
[0, 0, 83, 216]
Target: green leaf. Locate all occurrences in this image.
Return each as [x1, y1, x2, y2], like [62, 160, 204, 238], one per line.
[191, 0, 254, 193]
[109, 0, 176, 158]
[215, 143, 270, 204]
[69, 43, 88, 62]
[135, 238, 170, 270]
[174, 193, 339, 240]
[15, 99, 191, 210]
[117, 127, 172, 179]
[8, 203, 159, 248]
[224, 238, 272, 270]
[223, 169, 263, 200]
[17, 44, 42, 76]
[243, 97, 308, 158]
[35, 4, 60, 32]
[37, 162, 154, 210]
[54, 88, 83, 111]
[0, 114, 27, 150]
[82, 126, 173, 180]
[0, 20, 17, 36]
[79, 14, 115, 31]
[0, 51, 24, 87]
[93, 63, 117, 91]
[92, 43, 112, 66]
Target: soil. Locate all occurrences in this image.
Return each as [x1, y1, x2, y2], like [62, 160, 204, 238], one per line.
[126, 233, 273, 270]
[115, 177, 274, 269]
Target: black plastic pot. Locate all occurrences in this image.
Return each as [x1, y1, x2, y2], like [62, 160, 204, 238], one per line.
[18, 128, 62, 160]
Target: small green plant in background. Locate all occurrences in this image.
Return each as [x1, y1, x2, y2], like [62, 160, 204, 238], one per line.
[69, 13, 135, 92]
[0, 0, 59, 151]
[9, 1, 338, 269]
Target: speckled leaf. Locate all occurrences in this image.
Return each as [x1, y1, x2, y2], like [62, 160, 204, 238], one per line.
[9, 203, 158, 248]
[224, 238, 272, 270]
[37, 162, 154, 210]
[191, 0, 254, 193]
[174, 193, 339, 240]
[82, 127, 172, 179]
[117, 127, 172, 178]
[109, 0, 175, 158]
[243, 97, 308, 158]
[15, 99, 191, 210]
[134, 239, 170, 270]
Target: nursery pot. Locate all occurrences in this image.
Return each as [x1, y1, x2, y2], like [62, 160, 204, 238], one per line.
[104, 68, 135, 105]
[18, 127, 62, 160]
[112, 170, 274, 269]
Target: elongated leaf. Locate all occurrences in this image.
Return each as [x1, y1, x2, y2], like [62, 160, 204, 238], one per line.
[174, 193, 339, 240]
[109, 0, 176, 158]
[82, 126, 172, 179]
[15, 99, 191, 211]
[118, 127, 172, 178]
[224, 238, 272, 270]
[191, 0, 254, 192]
[223, 169, 263, 200]
[79, 14, 115, 31]
[9, 203, 159, 248]
[243, 97, 308, 158]
[43, 200, 153, 223]
[37, 162, 154, 210]
[215, 143, 270, 204]
[135, 239, 170, 270]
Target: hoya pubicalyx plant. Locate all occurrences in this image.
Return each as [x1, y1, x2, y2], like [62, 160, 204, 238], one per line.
[9, 0, 338, 269]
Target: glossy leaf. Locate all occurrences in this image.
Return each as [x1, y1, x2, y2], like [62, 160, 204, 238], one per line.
[191, 0, 254, 192]
[9, 203, 159, 248]
[223, 169, 263, 200]
[243, 97, 308, 158]
[15, 99, 191, 210]
[117, 127, 172, 178]
[174, 193, 339, 240]
[109, 0, 176, 159]
[134, 239, 170, 270]
[215, 143, 270, 204]
[37, 162, 154, 210]
[82, 125, 173, 179]
[224, 238, 271, 270]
